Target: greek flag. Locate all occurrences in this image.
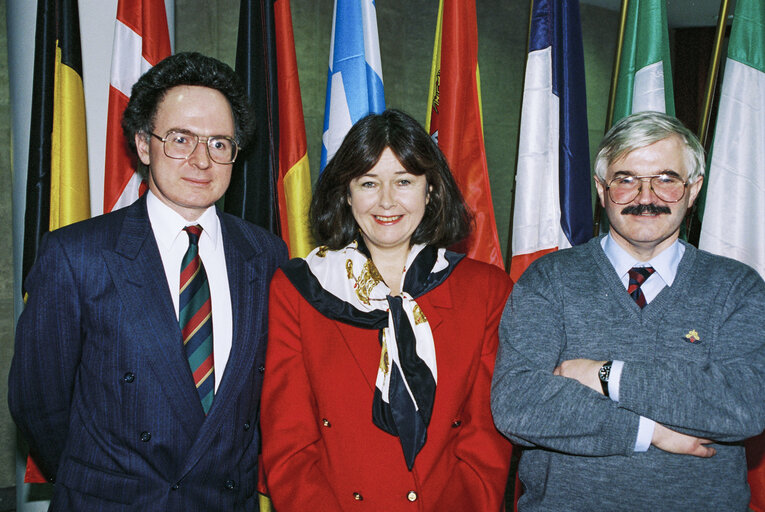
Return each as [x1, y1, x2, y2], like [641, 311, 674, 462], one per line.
[320, 0, 385, 170]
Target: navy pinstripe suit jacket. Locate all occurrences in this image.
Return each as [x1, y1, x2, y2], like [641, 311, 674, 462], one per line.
[9, 195, 287, 511]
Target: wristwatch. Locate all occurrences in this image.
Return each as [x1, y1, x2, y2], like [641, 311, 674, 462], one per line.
[598, 361, 612, 397]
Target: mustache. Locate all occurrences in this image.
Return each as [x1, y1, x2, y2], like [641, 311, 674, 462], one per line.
[621, 204, 672, 215]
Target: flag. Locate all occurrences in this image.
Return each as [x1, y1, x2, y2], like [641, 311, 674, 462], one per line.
[320, 0, 385, 170]
[103, 0, 171, 213]
[611, 0, 675, 123]
[695, 1, 765, 507]
[509, 0, 593, 282]
[275, 0, 313, 257]
[224, 0, 280, 233]
[23, 0, 91, 482]
[225, 0, 313, 258]
[425, 0, 503, 269]
[698, 0, 764, 278]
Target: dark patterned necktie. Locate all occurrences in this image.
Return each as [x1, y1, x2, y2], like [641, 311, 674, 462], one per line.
[628, 266, 655, 308]
[180, 225, 214, 414]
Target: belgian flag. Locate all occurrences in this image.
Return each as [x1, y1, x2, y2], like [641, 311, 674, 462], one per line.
[22, 0, 90, 483]
[23, 0, 90, 295]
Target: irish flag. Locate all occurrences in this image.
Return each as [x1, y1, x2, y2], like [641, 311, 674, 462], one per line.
[696, 0, 765, 508]
[698, 0, 764, 279]
[611, 0, 674, 122]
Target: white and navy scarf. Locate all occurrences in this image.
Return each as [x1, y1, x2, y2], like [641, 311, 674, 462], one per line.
[281, 240, 463, 469]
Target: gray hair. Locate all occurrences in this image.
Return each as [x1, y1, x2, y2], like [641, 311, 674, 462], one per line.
[594, 111, 705, 182]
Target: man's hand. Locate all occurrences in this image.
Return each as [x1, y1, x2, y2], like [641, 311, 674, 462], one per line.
[553, 358, 607, 394]
[651, 423, 716, 457]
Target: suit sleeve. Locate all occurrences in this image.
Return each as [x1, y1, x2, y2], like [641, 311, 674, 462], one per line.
[617, 267, 765, 442]
[491, 261, 642, 456]
[8, 233, 83, 480]
[260, 270, 344, 511]
[434, 267, 514, 512]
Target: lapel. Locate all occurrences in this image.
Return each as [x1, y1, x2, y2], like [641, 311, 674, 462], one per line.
[101, 197, 204, 442]
[334, 272, 454, 390]
[179, 211, 267, 476]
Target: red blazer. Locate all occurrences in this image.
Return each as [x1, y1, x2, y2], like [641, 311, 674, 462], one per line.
[261, 257, 513, 511]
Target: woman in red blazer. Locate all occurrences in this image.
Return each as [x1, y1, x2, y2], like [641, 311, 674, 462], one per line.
[261, 109, 513, 511]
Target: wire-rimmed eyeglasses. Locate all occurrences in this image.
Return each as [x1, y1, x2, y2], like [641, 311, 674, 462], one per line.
[149, 130, 239, 164]
[603, 173, 689, 205]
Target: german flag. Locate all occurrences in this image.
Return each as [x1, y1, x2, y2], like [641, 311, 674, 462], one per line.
[225, 0, 312, 257]
[22, 0, 90, 482]
[225, 0, 280, 235]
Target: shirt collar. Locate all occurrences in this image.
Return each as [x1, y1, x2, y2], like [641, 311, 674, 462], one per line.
[602, 234, 685, 286]
[146, 191, 220, 251]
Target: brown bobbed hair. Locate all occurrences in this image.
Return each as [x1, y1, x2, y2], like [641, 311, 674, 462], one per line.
[310, 109, 473, 250]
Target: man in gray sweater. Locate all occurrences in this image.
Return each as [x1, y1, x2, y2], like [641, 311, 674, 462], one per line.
[492, 111, 765, 511]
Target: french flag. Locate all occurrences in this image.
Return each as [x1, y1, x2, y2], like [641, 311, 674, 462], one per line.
[510, 0, 593, 282]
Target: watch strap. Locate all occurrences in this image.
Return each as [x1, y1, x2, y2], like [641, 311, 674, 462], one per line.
[599, 361, 612, 397]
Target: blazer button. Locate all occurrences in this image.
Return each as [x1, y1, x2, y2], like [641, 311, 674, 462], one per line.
[122, 372, 135, 383]
[258, 365, 265, 374]
[171, 483, 180, 491]
[451, 420, 462, 428]
[140, 431, 151, 442]
[407, 491, 418, 502]
[353, 492, 363, 501]
[322, 418, 331, 427]
[243, 422, 251, 431]
[225, 479, 236, 490]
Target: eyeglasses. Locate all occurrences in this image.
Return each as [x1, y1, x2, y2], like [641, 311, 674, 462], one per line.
[604, 174, 689, 205]
[149, 130, 239, 164]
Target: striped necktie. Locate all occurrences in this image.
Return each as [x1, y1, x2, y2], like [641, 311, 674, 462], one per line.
[180, 225, 214, 414]
[628, 266, 655, 309]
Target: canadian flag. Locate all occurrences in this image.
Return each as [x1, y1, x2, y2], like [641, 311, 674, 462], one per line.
[103, 0, 171, 213]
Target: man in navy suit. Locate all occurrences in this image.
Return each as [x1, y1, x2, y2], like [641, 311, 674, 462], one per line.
[9, 52, 287, 511]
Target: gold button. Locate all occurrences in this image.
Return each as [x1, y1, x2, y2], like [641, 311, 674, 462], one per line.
[353, 492, 363, 501]
[407, 491, 418, 502]
[322, 418, 331, 427]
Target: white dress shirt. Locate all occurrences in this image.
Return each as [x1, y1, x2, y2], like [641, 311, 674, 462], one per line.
[147, 191, 233, 391]
[601, 234, 685, 451]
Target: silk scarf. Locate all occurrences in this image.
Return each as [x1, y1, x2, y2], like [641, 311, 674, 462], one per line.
[281, 240, 463, 469]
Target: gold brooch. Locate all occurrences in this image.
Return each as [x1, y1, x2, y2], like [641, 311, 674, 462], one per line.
[684, 329, 700, 343]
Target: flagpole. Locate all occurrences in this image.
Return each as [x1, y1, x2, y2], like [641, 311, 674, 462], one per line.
[594, 0, 630, 236]
[698, 0, 732, 147]
[506, 0, 535, 271]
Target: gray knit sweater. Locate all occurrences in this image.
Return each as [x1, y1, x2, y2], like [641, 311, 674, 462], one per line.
[491, 236, 765, 511]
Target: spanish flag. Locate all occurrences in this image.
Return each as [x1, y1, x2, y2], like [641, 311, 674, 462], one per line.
[425, 0, 503, 269]
[22, 0, 90, 482]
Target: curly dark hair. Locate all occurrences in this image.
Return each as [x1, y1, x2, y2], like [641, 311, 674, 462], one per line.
[121, 52, 253, 159]
[310, 109, 473, 250]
